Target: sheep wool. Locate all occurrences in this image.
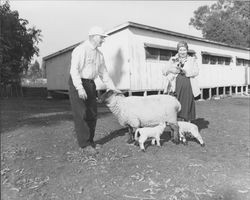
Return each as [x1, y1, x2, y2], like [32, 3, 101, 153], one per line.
[102, 90, 181, 128]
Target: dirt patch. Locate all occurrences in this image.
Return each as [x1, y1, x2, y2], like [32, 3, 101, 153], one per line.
[1, 97, 250, 200]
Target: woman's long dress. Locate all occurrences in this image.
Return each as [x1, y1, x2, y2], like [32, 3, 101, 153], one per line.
[175, 73, 195, 121]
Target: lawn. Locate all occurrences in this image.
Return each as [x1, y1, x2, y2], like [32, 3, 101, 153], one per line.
[1, 96, 249, 200]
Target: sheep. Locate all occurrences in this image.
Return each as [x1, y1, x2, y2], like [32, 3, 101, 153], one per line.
[177, 121, 205, 147]
[99, 90, 181, 144]
[134, 122, 166, 151]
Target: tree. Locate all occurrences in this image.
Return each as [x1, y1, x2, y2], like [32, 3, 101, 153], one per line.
[0, 1, 42, 86]
[189, 0, 250, 48]
[23, 60, 43, 80]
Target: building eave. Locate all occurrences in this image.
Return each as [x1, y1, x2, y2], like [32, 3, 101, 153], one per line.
[107, 21, 250, 51]
[43, 41, 83, 61]
[43, 21, 250, 62]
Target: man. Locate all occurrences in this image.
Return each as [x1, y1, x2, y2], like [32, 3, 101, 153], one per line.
[69, 26, 117, 154]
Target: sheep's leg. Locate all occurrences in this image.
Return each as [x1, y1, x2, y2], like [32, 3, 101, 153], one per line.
[139, 142, 145, 151]
[169, 123, 180, 143]
[126, 125, 135, 144]
[151, 139, 156, 145]
[179, 131, 187, 145]
[139, 137, 146, 151]
[156, 136, 161, 146]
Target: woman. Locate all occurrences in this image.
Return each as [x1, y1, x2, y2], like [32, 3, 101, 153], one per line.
[162, 41, 200, 122]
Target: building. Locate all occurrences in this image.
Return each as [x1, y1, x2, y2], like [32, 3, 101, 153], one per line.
[43, 21, 250, 99]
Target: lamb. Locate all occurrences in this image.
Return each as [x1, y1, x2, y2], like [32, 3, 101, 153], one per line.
[134, 122, 166, 151]
[177, 121, 205, 147]
[163, 73, 177, 95]
[99, 90, 181, 143]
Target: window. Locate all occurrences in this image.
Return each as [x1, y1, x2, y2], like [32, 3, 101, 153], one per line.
[246, 60, 250, 67]
[145, 45, 195, 61]
[202, 55, 210, 64]
[236, 58, 242, 66]
[210, 56, 217, 65]
[225, 58, 231, 65]
[145, 47, 178, 61]
[160, 49, 172, 61]
[218, 57, 225, 65]
[236, 58, 250, 67]
[145, 47, 159, 60]
[202, 52, 232, 66]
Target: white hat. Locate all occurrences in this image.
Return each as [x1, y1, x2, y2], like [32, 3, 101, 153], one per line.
[88, 26, 108, 37]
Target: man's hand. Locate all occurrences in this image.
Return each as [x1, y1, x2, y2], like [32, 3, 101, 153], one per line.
[78, 88, 87, 100]
[107, 88, 123, 94]
[113, 89, 123, 94]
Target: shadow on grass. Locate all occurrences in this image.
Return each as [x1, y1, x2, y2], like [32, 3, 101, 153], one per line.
[95, 127, 128, 145]
[2, 111, 113, 133]
[94, 126, 174, 149]
[1, 113, 73, 133]
[192, 118, 209, 131]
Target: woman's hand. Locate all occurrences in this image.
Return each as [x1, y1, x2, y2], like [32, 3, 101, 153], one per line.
[170, 66, 181, 74]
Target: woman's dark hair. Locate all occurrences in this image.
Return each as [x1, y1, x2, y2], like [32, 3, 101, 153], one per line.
[177, 41, 188, 51]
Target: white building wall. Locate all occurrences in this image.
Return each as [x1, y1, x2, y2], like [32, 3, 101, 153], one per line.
[46, 29, 131, 91]
[128, 28, 249, 90]
[97, 29, 131, 90]
[45, 25, 249, 92]
[46, 51, 71, 90]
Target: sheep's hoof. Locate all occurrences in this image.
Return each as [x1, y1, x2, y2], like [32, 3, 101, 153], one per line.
[141, 149, 146, 152]
[134, 141, 139, 146]
[172, 137, 180, 144]
[126, 137, 135, 144]
[201, 143, 205, 147]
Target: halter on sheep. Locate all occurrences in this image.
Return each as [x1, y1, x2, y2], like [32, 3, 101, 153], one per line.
[99, 90, 181, 144]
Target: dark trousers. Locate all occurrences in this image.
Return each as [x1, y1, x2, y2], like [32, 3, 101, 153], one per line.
[68, 76, 97, 148]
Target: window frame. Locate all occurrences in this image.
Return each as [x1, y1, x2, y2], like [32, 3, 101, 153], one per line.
[145, 43, 195, 61]
[201, 51, 232, 66]
[236, 58, 250, 67]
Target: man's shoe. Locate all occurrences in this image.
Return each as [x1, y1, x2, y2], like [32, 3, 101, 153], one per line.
[90, 142, 102, 150]
[83, 146, 98, 155]
[89, 141, 96, 148]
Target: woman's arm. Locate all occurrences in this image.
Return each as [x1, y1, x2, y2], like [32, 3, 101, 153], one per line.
[183, 57, 199, 77]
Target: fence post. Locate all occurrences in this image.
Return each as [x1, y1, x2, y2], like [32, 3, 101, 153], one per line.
[216, 87, 219, 97]
[209, 88, 212, 99]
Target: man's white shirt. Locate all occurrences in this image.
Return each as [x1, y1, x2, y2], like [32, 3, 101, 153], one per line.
[70, 40, 115, 91]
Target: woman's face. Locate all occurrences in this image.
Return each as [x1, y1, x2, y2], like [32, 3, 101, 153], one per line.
[178, 47, 188, 58]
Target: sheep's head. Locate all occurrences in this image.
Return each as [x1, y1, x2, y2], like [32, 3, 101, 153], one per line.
[98, 89, 124, 104]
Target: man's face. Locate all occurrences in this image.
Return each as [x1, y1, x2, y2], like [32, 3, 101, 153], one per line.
[93, 35, 106, 47]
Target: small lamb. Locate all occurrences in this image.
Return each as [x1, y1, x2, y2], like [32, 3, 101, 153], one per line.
[134, 122, 166, 151]
[177, 121, 205, 147]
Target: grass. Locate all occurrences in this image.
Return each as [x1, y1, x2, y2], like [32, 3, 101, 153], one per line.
[1, 96, 250, 200]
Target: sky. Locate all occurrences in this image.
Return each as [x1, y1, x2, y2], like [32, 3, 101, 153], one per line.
[9, 0, 215, 65]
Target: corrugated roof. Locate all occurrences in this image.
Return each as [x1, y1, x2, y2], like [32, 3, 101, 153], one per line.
[43, 21, 250, 61]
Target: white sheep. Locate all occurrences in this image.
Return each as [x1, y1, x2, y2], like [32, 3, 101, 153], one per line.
[134, 122, 166, 151]
[99, 90, 181, 143]
[177, 121, 205, 147]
